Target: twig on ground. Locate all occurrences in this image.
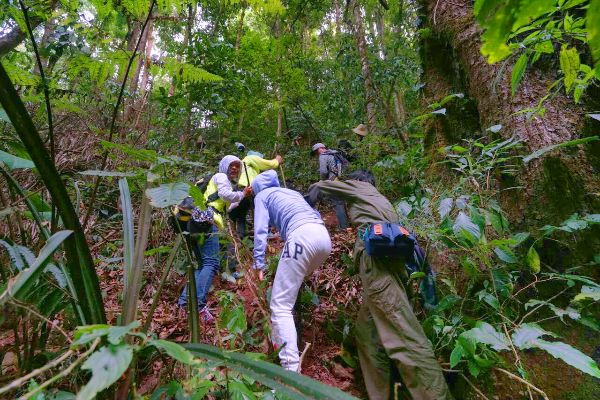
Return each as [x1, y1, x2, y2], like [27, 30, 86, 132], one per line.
[299, 342, 311, 369]
[460, 373, 491, 400]
[494, 367, 549, 400]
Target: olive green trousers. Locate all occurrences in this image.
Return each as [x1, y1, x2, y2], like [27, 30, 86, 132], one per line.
[354, 243, 453, 400]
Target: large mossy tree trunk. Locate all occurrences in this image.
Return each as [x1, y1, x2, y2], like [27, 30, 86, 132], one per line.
[420, 0, 600, 240]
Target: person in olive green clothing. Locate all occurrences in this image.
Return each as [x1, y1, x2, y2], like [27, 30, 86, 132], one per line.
[306, 170, 452, 400]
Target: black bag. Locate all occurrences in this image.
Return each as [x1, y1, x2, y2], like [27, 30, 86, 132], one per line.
[170, 197, 213, 235]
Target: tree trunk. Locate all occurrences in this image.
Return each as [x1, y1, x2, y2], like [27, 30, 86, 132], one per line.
[350, 0, 377, 135]
[234, 6, 246, 51]
[33, 1, 58, 76]
[421, 0, 600, 229]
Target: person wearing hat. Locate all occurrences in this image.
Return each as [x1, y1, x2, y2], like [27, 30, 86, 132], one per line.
[311, 142, 349, 228]
[352, 123, 368, 139]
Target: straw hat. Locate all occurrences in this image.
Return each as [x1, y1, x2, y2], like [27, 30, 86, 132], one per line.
[352, 124, 368, 136]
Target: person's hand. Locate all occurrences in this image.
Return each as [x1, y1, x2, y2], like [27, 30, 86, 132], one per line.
[243, 186, 253, 197]
[275, 155, 283, 164]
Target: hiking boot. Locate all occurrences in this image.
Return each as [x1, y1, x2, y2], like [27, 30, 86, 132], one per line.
[199, 306, 214, 323]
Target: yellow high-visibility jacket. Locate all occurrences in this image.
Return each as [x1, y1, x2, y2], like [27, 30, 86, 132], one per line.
[238, 155, 280, 188]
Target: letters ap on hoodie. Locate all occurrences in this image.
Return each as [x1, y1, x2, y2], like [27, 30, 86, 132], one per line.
[252, 170, 324, 270]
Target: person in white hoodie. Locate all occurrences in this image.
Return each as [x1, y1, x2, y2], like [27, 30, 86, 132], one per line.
[178, 155, 252, 322]
[252, 170, 332, 373]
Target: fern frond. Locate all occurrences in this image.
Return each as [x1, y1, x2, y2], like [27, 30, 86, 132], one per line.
[122, 0, 152, 20]
[227, 0, 285, 14]
[162, 58, 223, 83]
[3, 60, 40, 87]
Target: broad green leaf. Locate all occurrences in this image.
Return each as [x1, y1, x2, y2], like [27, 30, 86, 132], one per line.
[536, 340, 600, 378]
[185, 343, 358, 399]
[188, 184, 206, 210]
[461, 322, 510, 351]
[523, 136, 599, 163]
[510, 232, 530, 246]
[511, 323, 555, 349]
[584, 214, 600, 223]
[77, 344, 133, 400]
[438, 197, 453, 219]
[574, 286, 600, 302]
[560, 45, 580, 92]
[587, 0, 600, 65]
[526, 247, 541, 273]
[494, 246, 518, 264]
[146, 183, 189, 208]
[511, 54, 528, 95]
[229, 380, 258, 400]
[513, 0, 558, 30]
[149, 339, 197, 365]
[73, 321, 140, 346]
[453, 212, 481, 243]
[0, 150, 34, 169]
[0, 231, 73, 304]
[450, 343, 464, 368]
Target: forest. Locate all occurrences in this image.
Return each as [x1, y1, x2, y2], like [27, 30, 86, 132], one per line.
[0, 0, 599, 399]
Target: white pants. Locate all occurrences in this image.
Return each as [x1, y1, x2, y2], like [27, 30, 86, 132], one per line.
[270, 223, 332, 373]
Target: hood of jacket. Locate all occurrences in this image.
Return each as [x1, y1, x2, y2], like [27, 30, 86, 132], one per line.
[252, 170, 280, 194]
[219, 155, 241, 174]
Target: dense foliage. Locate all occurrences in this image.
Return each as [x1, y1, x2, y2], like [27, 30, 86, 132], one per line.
[0, 0, 599, 399]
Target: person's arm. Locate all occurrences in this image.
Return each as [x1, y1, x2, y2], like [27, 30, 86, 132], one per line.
[213, 173, 245, 203]
[253, 193, 269, 270]
[318, 155, 329, 180]
[247, 155, 280, 171]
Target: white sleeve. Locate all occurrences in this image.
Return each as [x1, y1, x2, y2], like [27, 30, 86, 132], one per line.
[213, 173, 245, 203]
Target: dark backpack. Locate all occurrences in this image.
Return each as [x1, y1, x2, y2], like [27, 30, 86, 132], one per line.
[324, 149, 349, 177]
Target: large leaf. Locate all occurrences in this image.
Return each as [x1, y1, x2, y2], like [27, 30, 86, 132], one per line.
[77, 344, 133, 400]
[560, 45, 580, 92]
[523, 136, 599, 163]
[573, 286, 600, 302]
[0, 230, 73, 304]
[526, 246, 541, 273]
[453, 212, 481, 242]
[512, 324, 600, 378]
[461, 322, 510, 351]
[438, 197, 453, 219]
[149, 340, 197, 365]
[184, 343, 358, 400]
[536, 340, 600, 378]
[0, 150, 34, 169]
[146, 182, 189, 208]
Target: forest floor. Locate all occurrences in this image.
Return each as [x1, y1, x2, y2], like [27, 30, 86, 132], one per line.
[2, 210, 599, 399]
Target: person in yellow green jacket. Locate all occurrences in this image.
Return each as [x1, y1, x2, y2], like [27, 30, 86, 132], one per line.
[179, 155, 251, 322]
[229, 150, 283, 238]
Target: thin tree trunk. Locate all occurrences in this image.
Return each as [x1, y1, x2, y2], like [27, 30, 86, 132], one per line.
[350, 0, 377, 134]
[234, 6, 246, 51]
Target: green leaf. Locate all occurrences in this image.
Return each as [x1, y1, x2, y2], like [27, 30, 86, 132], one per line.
[494, 246, 518, 264]
[587, 0, 600, 65]
[0, 231, 73, 304]
[0, 150, 35, 169]
[461, 322, 510, 351]
[526, 247, 541, 273]
[536, 340, 600, 378]
[574, 286, 600, 302]
[450, 343, 464, 368]
[119, 178, 134, 288]
[229, 380, 258, 400]
[184, 343, 358, 399]
[511, 54, 528, 95]
[146, 183, 189, 208]
[77, 344, 133, 400]
[149, 339, 197, 365]
[523, 136, 599, 163]
[560, 45, 580, 92]
[453, 212, 481, 243]
[438, 197, 453, 219]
